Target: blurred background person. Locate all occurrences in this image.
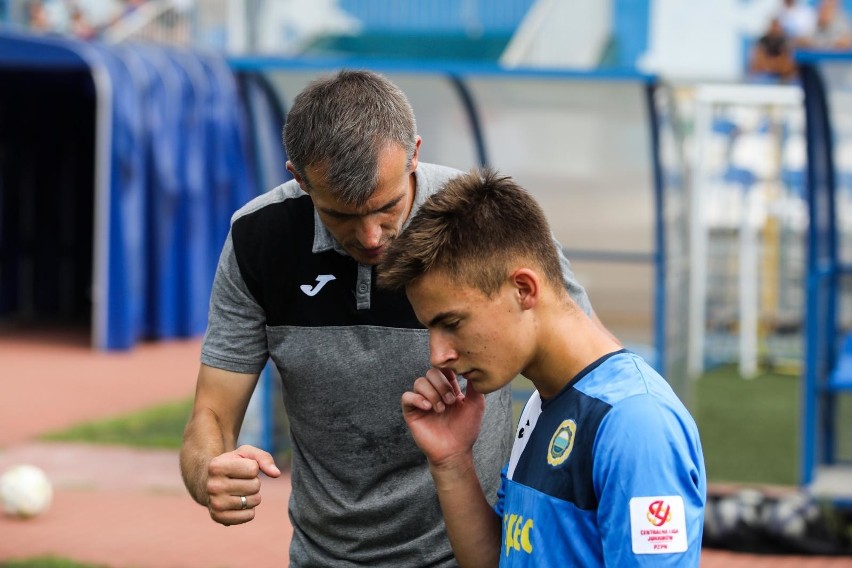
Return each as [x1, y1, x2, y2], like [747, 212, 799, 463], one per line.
[806, 0, 852, 48]
[68, 2, 96, 40]
[779, 0, 818, 45]
[749, 17, 798, 80]
[26, 0, 50, 32]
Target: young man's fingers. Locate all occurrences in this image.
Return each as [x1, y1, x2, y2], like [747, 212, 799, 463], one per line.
[438, 367, 464, 398]
[412, 376, 447, 412]
[425, 367, 460, 405]
[401, 390, 433, 413]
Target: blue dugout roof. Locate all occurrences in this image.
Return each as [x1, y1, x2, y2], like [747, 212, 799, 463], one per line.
[0, 30, 91, 69]
[0, 30, 257, 350]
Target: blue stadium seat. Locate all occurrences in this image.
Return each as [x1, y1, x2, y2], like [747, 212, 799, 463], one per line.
[723, 166, 759, 186]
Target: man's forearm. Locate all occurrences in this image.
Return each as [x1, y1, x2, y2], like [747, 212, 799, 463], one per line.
[180, 409, 230, 505]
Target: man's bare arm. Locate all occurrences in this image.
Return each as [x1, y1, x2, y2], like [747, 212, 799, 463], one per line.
[180, 364, 280, 525]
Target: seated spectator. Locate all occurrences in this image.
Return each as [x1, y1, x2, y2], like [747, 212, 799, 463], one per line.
[69, 5, 96, 40]
[806, 0, 852, 49]
[750, 18, 798, 80]
[28, 0, 51, 32]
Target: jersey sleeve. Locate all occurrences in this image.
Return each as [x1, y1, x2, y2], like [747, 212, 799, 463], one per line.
[200, 231, 270, 374]
[553, 234, 592, 316]
[592, 394, 706, 566]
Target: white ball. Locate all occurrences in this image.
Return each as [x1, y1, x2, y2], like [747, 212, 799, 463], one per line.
[0, 464, 53, 518]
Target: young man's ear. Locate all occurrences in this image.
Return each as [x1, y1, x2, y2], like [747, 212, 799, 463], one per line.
[511, 268, 540, 310]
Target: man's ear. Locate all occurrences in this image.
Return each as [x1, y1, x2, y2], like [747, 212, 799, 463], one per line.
[286, 161, 309, 193]
[511, 268, 540, 311]
[409, 136, 422, 172]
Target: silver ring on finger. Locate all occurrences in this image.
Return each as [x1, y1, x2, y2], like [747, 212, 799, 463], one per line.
[240, 495, 248, 510]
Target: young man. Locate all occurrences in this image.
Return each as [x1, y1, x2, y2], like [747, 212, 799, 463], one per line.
[379, 169, 706, 567]
[179, 70, 604, 567]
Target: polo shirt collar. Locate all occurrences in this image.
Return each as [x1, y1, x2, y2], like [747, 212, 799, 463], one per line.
[312, 207, 340, 254]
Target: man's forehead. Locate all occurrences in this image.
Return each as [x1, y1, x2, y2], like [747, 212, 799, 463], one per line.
[318, 186, 405, 216]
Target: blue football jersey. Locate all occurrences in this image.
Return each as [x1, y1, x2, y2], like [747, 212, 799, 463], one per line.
[494, 350, 706, 566]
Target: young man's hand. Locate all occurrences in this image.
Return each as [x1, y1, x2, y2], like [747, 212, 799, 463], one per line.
[401, 368, 485, 466]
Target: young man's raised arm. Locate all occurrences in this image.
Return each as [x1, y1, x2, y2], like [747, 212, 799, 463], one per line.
[401, 368, 502, 567]
[427, 450, 503, 567]
[180, 364, 280, 526]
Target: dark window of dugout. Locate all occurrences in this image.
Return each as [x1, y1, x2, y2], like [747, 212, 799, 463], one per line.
[0, 68, 96, 328]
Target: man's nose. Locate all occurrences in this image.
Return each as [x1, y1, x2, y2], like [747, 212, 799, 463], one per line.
[356, 218, 383, 249]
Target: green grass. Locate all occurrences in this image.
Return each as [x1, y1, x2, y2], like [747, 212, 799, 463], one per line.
[695, 364, 852, 486]
[39, 398, 193, 449]
[0, 557, 106, 568]
[694, 366, 802, 486]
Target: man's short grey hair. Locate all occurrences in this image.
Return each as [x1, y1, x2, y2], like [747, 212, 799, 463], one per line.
[283, 69, 418, 205]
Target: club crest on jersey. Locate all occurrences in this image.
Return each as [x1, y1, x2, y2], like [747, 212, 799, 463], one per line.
[547, 419, 576, 466]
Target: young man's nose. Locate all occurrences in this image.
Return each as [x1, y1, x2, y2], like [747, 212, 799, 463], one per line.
[429, 333, 458, 368]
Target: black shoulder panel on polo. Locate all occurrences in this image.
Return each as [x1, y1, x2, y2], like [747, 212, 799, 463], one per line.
[230, 195, 423, 329]
[512, 389, 611, 510]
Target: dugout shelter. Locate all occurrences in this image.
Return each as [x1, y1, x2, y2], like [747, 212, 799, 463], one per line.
[0, 30, 259, 350]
